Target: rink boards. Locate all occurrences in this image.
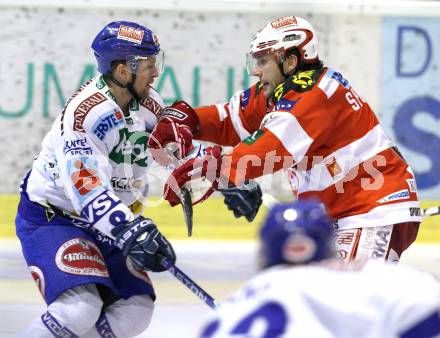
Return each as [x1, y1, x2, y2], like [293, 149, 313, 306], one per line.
[1, 195, 439, 243]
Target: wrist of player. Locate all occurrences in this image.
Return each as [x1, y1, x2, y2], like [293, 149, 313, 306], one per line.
[217, 180, 263, 222]
[147, 100, 199, 164]
[160, 100, 199, 135]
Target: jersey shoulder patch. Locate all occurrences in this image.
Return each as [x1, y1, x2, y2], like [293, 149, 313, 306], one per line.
[72, 92, 109, 133]
[317, 69, 350, 99]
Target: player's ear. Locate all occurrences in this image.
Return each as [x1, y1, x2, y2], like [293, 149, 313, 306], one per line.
[284, 54, 298, 75]
[113, 62, 129, 82]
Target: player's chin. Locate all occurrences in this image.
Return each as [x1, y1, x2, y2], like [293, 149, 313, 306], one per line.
[263, 85, 274, 98]
[140, 87, 151, 99]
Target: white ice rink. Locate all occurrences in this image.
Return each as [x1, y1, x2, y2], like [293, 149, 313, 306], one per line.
[1, 239, 440, 338]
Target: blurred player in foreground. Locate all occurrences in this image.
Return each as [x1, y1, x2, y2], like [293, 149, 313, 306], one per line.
[148, 16, 421, 262]
[15, 21, 176, 337]
[198, 200, 440, 338]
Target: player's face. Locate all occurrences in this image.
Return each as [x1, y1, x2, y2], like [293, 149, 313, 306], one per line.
[251, 53, 284, 98]
[132, 57, 160, 100]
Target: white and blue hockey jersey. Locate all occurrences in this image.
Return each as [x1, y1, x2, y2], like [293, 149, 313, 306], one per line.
[24, 76, 165, 237]
[198, 259, 440, 338]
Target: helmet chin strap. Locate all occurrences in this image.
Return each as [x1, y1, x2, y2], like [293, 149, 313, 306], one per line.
[108, 74, 141, 101]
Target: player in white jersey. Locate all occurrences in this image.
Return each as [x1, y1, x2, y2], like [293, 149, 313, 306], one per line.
[198, 200, 440, 338]
[15, 21, 176, 337]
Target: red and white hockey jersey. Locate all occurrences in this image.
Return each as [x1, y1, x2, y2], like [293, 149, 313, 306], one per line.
[195, 67, 422, 229]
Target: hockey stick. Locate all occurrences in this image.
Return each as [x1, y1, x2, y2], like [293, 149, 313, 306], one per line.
[180, 187, 193, 236]
[263, 193, 440, 218]
[162, 257, 218, 310]
[422, 206, 440, 217]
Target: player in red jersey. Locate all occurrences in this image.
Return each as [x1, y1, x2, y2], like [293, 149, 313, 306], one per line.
[148, 16, 421, 262]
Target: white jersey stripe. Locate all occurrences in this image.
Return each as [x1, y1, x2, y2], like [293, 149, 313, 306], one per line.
[263, 112, 314, 164]
[215, 103, 228, 122]
[296, 124, 394, 193]
[226, 92, 251, 140]
[336, 201, 422, 230]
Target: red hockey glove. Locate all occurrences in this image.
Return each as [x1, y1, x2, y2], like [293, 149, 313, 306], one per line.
[148, 101, 199, 166]
[163, 146, 222, 206]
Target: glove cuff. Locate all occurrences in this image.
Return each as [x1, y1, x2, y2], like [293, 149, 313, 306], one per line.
[161, 100, 200, 135]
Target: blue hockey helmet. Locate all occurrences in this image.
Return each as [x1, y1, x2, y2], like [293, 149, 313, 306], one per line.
[259, 199, 334, 268]
[91, 21, 163, 75]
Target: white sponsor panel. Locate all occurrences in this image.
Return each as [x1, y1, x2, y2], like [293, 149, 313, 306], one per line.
[55, 238, 109, 277]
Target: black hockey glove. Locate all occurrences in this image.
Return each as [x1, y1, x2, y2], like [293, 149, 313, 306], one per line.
[217, 180, 263, 222]
[111, 216, 176, 272]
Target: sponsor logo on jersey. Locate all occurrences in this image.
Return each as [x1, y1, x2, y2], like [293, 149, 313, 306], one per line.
[406, 179, 417, 193]
[318, 70, 341, 99]
[63, 137, 93, 156]
[274, 83, 285, 102]
[376, 189, 410, 203]
[270, 16, 298, 29]
[243, 130, 265, 145]
[291, 70, 317, 90]
[109, 128, 149, 167]
[69, 157, 101, 197]
[274, 98, 300, 112]
[29, 265, 45, 297]
[93, 110, 124, 141]
[141, 96, 163, 117]
[43, 160, 60, 184]
[55, 238, 109, 277]
[81, 190, 128, 226]
[61, 80, 92, 136]
[331, 71, 350, 89]
[111, 176, 144, 192]
[117, 25, 144, 44]
[409, 207, 421, 217]
[260, 112, 280, 128]
[73, 92, 107, 132]
[324, 156, 342, 178]
[240, 88, 251, 110]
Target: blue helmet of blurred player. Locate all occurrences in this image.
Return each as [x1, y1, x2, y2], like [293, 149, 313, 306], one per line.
[259, 199, 334, 268]
[91, 21, 164, 100]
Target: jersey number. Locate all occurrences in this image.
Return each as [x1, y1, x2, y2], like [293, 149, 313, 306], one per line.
[345, 88, 364, 111]
[201, 301, 288, 338]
